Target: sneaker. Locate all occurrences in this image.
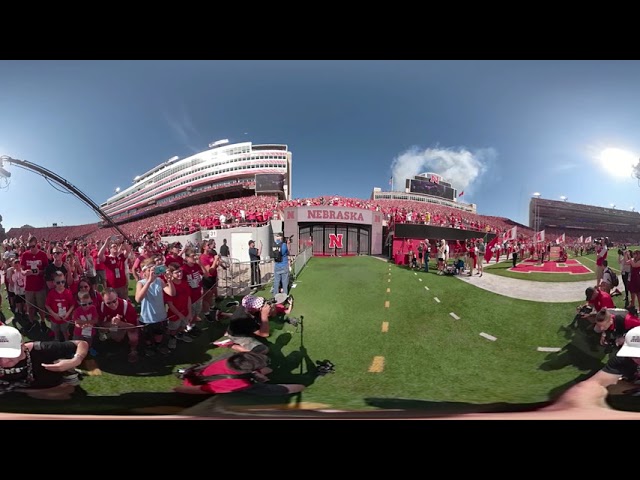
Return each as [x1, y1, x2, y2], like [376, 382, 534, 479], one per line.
[176, 332, 193, 343]
[168, 337, 177, 350]
[186, 326, 201, 338]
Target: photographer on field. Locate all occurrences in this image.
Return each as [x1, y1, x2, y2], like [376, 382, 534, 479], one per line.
[593, 307, 640, 354]
[173, 351, 305, 396]
[213, 295, 272, 353]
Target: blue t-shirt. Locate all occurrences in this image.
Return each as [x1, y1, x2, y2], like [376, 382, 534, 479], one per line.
[138, 278, 167, 324]
[275, 241, 289, 270]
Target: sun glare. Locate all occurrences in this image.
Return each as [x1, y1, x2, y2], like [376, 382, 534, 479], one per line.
[599, 147, 638, 178]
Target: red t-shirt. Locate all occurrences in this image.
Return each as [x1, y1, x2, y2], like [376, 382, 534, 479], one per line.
[72, 305, 99, 337]
[99, 298, 139, 325]
[184, 359, 253, 394]
[589, 290, 615, 311]
[45, 288, 75, 324]
[21, 249, 49, 292]
[165, 280, 191, 321]
[181, 263, 203, 302]
[103, 253, 128, 288]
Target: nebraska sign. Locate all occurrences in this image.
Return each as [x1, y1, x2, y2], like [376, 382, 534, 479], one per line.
[307, 210, 364, 221]
[283, 206, 376, 225]
[328, 233, 344, 249]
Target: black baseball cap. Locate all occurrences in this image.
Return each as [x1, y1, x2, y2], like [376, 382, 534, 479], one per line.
[585, 287, 596, 300]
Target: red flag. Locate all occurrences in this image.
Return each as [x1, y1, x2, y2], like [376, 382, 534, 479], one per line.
[458, 191, 464, 197]
[484, 236, 500, 263]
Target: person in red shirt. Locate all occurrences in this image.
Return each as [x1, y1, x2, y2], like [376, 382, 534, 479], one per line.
[594, 308, 640, 352]
[20, 236, 49, 332]
[164, 263, 193, 350]
[97, 288, 140, 363]
[98, 237, 132, 300]
[577, 286, 616, 325]
[45, 271, 75, 341]
[173, 351, 305, 396]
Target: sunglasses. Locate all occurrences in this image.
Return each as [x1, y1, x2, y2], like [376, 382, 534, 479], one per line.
[55, 281, 66, 285]
[106, 299, 118, 305]
[79, 302, 93, 307]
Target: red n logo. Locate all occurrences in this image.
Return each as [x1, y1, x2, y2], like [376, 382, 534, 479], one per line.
[328, 233, 343, 249]
[287, 210, 295, 219]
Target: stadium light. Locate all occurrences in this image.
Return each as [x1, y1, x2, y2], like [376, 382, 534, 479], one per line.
[115, 187, 120, 193]
[532, 192, 541, 198]
[560, 195, 567, 202]
[630, 206, 635, 212]
[610, 203, 616, 209]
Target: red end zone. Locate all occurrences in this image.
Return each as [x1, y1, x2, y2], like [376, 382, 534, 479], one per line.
[510, 258, 592, 274]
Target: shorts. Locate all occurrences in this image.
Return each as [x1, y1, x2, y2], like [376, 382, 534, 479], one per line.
[227, 334, 267, 353]
[167, 317, 188, 333]
[14, 295, 25, 304]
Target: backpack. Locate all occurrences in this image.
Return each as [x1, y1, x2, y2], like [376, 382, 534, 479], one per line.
[607, 268, 619, 287]
[271, 243, 283, 263]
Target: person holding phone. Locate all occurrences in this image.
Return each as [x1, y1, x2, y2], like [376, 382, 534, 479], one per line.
[135, 257, 176, 357]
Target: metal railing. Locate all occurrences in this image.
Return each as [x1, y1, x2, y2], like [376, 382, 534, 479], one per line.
[216, 245, 313, 298]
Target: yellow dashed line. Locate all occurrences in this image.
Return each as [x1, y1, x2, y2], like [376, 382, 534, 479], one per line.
[384, 300, 390, 308]
[369, 356, 385, 373]
[388, 278, 390, 283]
[381, 321, 389, 332]
[386, 288, 390, 293]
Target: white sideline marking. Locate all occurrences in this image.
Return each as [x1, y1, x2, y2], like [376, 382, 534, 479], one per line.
[381, 322, 389, 332]
[388, 279, 391, 283]
[292, 284, 297, 288]
[424, 286, 429, 291]
[434, 297, 440, 303]
[537, 347, 561, 352]
[414, 273, 417, 276]
[449, 312, 460, 320]
[479, 332, 497, 341]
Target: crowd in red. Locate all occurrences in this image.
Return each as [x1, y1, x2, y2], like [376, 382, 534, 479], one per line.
[4, 194, 636, 247]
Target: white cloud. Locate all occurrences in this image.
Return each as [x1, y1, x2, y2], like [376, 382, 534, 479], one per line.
[390, 145, 495, 195]
[163, 104, 204, 154]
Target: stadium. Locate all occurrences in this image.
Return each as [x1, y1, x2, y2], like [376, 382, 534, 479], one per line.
[1, 142, 640, 419]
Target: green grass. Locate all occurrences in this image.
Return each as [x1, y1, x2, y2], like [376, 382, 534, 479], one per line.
[0, 256, 630, 415]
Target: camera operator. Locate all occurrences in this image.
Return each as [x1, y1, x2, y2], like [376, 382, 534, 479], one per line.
[173, 351, 305, 396]
[0, 325, 88, 400]
[594, 308, 640, 354]
[577, 286, 615, 324]
[213, 295, 273, 353]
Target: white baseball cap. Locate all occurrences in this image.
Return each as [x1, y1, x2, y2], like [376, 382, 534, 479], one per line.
[0, 325, 23, 358]
[617, 326, 640, 358]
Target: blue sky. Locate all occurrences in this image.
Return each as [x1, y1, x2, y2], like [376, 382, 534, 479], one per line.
[1, 60, 640, 231]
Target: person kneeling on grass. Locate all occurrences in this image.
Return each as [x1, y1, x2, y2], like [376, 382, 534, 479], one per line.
[0, 325, 88, 400]
[173, 351, 305, 396]
[212, 295, 272, 353]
